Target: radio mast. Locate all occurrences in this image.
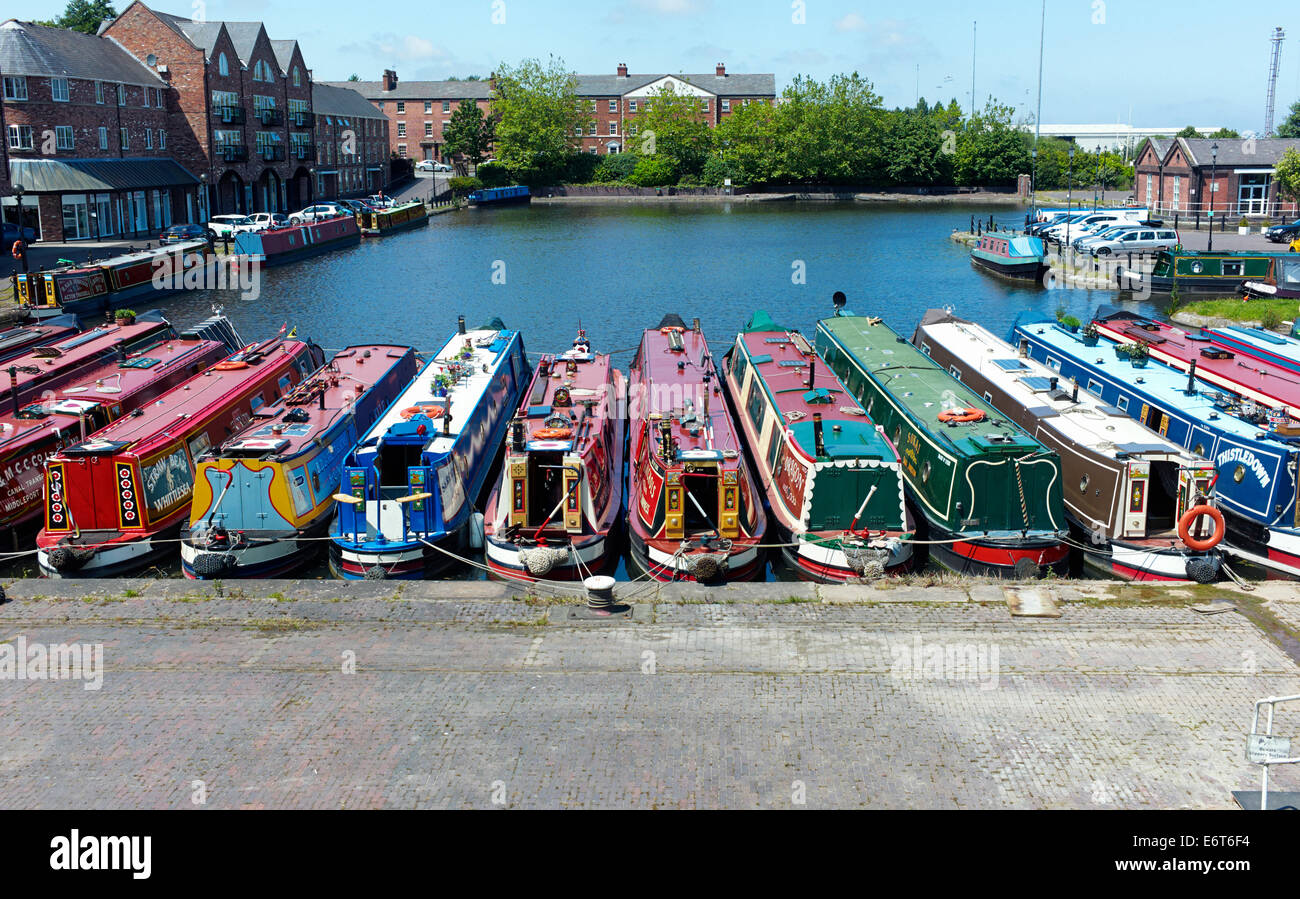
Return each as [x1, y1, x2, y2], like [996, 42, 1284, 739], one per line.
[1265, 26, 1286, 136]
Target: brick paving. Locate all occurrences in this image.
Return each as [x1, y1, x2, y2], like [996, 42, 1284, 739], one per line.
[0, 580, 1297, 809]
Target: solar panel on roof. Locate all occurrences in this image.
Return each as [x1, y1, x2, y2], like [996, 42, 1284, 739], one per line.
[1021, 376, 1058, 392]
[763, 337, 791, 344]
[992, 358, 1030, 372]
[778, 360, 805, 368]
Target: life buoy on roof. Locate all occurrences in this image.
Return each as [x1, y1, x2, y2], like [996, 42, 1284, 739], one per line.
[11, 240, 25, 258]
[1178, 505, 1225, 552]
[533, 427, 573, 440]
[214, 360, 248, 371]
[400, 403, 445, 420]
[938, 407, 986, 424]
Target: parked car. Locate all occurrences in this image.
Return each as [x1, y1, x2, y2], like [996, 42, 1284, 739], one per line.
[1071, 223, 1142, 251]
[1265, 219, 1300, 243]
[248, 212, 289, 230]
[2, 221, 39, 243]
[159, 223, 210, 244]
[334, 199, 370, 214]
[288, 203, 350, 224]
[1089, 228, 1180, 256]
[432, 162, 453, 172]
[207, 214, 260, 237]
[415, 160, 434, 171]
[1044, 213, 1140, 243]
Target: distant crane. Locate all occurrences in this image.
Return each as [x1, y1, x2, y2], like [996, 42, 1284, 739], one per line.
[1265, 26, 1286, 137]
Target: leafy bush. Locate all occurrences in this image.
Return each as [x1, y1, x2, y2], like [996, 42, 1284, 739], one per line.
[448, 176, 484, 195]
[476, 162, 511, 188]
[700, 156, 737, 188]
[560, 152, 601, 185]
[593, 153, 639, 183]
[627, 155, 679, 187]
[1260, 308, 1283, 331]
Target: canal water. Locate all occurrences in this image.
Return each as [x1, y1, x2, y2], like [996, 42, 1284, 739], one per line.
[57, 201, 1166, 581]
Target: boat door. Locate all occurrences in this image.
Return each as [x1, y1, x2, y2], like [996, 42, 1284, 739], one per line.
[1176, 463, 1215, 523]
[1121, 461, 1150, 538]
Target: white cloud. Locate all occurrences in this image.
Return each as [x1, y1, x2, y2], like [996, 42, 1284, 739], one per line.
[835, 13, 869, 32]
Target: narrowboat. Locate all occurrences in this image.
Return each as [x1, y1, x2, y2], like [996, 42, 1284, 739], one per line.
[626, 316, 766, 582]
[330, 318, 529, 580]
[36, 333, 325, 578]
[969, 233, 1048, 282]
[723, 311, 914, 582]
[16, 241, 214, 318]
[1092, 310, 1300, 418]
[357, 201, 429, 236]
[233, 215, 360, 267]
[1013, 319, 1300, 579]
[1118, 250, 1281, 295]
[181, 344, 419, 579]
[0, 313, 81, 364]
[1242, 254, 1300, 299]
[482, 329, 625, 581]
[468, 186, 531, 206]
[815, 306, 1069, 579]
[2, 311, 173, 408]
[0, 315, 243, 545]
[916, 310, 1222, 582]
[1203, 326, 1300, 377]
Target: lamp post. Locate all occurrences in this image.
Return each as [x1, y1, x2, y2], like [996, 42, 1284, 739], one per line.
[199, 172, 208, 224]
[1207, 141, 1219, 253]
[309, 167, 316, 204]
[13, 184, 29, 272]
[1066, 146, 1075, 249]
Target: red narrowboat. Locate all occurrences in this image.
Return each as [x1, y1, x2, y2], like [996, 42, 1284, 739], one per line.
[36, 333, 325, 577]
[0, 313, 81, 364]
[233, 215, 360, 267]
[482, 329, 626, 581]
[0, 316, 243, 543]
[626, 316, 766, 582]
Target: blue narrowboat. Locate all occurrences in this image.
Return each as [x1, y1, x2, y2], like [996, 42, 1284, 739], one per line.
[969, 234, 1048, 282]
[1013, 319, 1300, 578]
[468, 185, 531, 206]
[329, 318, 530, 579]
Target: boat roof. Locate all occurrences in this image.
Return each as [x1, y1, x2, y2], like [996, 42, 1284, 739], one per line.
[515, 334, 615, 449]
[47, 242, 206, 274]
[0, 313, 169, 399]
[1018, 320, 1297, 444]
[361, 326, 518, 455]
[1208, 325, 1300, 357]
[1093, 311, 1300, 412]
[976, 235, 1045, 258]
[735, 326, 894, 461]
[56, 339, 310, 460]
[215, 345, 412, 460]
[917, 312, 1197, 462]
[637, 324, 745, 460]
[816, 314, 1043, 453]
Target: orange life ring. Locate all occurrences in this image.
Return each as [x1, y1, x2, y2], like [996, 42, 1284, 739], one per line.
[400, 403, 444, 420]
[937, 407, 986, 424]
[214, 360, 248, 371]
[1178, 504, 1225, 552]
[533, 427, 573, 440]
[11, 240, 25, 258]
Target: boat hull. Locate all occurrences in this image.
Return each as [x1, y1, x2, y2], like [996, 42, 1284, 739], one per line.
[927, 528, 1070, 579]
[970, 253, 1046, 282]
[181, 518, 331, 580]
[776, 529, 915, 582]
[38, 525, 178, 579]
[328, 528, 467, 580]
[626, 527, 765, 583]
[484, 533, 615, 582]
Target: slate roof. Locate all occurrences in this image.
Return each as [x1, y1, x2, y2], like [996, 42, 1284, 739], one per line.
[312, 83, 388, 120]
[1177, 137, 1300, 167]
[9, 157, 198, 193]
[152, 11, 265, 65]
[270, 39, 299, 72]
[0, 19, 163, 86]
[325, 79, 491, 101]
[332, 71, 776, 101]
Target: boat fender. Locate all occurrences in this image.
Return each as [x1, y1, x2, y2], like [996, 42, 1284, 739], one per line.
[688, 552, 728, 582]
[47, 544, 95, 572]
[1012, 557, 1041, 580]
[469, 512, 485, 550]
[190, 551, 236, 578]
[520, 545, 568, 576]
[1184, 555, 1221, 585]
[937, 407, 986, 424]
[1178, 505, 1225, 552]
[363, 565, 388, 580]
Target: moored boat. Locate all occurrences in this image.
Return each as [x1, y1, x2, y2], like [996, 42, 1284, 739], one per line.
[35, 332, 325, 577]
[233, 215, 360, 267]
[723, 311, 914, 581]
[330, 318, 529, 580]
[1119, 250, 1281, 295]
[16, 242, 214, 318]
[1202, 325, 1300, 376]
[815, 303, 1069, 578]
[915, 310, 1222, 582]
[625, 316, 766, 582]
[1013, 319, 1300, 579]
[1242, 254, 1300, 299]
[181, 344, 420, 579]
[969, 233, 1048, 282]
[358, 201, 429, 236]
[0, 313, 81, 363]
[468, 186, 530, 206]
[482, 329, 625, 581]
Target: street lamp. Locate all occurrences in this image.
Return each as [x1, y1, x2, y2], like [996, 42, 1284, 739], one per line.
[309, 167, 316, 204]
[12, 184, 30, 271]
[199, 172, 208, 223]
[1208, 141, 1219, 254]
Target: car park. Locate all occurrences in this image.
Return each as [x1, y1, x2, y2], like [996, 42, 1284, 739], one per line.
[288, 203, 350, 224]
[207, 214, 260, 237]
[1071, 223, 1142, 252]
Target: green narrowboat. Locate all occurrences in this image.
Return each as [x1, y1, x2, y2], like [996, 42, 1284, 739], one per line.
[815, 310, 1069, 578]
[1119, 250, 1282, 295]
[357, 201, 430, 236]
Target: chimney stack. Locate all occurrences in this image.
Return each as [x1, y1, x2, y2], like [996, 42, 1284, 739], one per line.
[617, 62, 628, 77]
[715, 62, 726, 77]
[382, 69, 398, 91]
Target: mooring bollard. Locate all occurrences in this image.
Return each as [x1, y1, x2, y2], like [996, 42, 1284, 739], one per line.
[584, 575, 616, 610]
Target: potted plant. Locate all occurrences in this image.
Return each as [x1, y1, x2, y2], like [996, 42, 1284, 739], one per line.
[1082, 322, 1100, 346]
[1059, 315, 1082, 333]
[114, 308, 137, 326]
[1115, 341, 1149, 367]
[1238, 216, 1250, 236]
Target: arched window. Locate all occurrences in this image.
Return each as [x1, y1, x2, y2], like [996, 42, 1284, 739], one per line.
[218, 52, 229, 76]
[293, 66, 301, 87]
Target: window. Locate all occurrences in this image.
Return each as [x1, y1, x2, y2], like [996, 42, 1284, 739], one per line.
[1223, 261, 1244, 277]
[117, 83, 126, 106]
[442, 120, 449, 132]
[1046, 356, 1061, 372]
[396, 101, 405, 113]
[293, 66, 301, 87]
[7, 124, 33, 149]
[96, 81, 104, 104]
[397, 122, 406, 137]
[218, 53, 229, 76]
[158, 129, 166, 150]
[397, 144, 407, 158]
[1086, 379, 1103, 396]
[424, 122, 433, 137]
[721, 99, 730, 112]
[948, 366, 961, 381]
[1145, 174, 1152, 202]
[608, 100, 617, 113]
[51, 77, 69, 102]
[98, 126, 108, 149]
[1116, 396, 1129, 412]
[144, 128, 153, 149]
[609, 122, 617, 135]
[424, 100, 432, 113]
[55, 125, 74, 150]
[4, 75, 28, 100]
[120, 127, 129, 150]
[701, 99, 709, 112]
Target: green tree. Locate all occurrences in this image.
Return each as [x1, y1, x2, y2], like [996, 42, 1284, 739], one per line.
[954, 100, 1030, 186]
[775, 73, 885, 183]
[634, 81, 712, 177]
[39, 0, 117, 34]
[1276, 148, 1300, 204]
[1209, 127, 1241, 139]
[627, 155, 678, 187]
[442, 98, 497, 166]
[592, 153, 638, 183]
[347, 74, 360, 82]
[1277, 101, 1300, 138]
[1176, 125, 1201, 139]
[880, 109, 949, 186]
[709, 100, 780, 186]
[490, 57, 590, 182]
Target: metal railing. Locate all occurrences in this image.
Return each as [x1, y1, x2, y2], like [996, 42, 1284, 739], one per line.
[256, 108, 283, 126]
[1247, 694, 1300, 810]
[259, 144, 286, 162]
[214, 105, 245, 124]
[290, 110, 314, 128]
[217, 144, 248, 163]
[293, 144, 316, 161]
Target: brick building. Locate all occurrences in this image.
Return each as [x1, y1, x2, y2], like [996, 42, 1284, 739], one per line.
[1135, 136, 1300, 219]
[102, 3, 316, 218]
[1, 19, 199, 241]
[331, 63, 776, 161]
[311, 82, 389, 198]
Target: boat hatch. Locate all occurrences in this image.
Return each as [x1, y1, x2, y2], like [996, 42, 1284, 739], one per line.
[249, 422, 310, 438]
[803, 388, 835, 404]
[677, 448, 723, 462]
[778, 360, 806, 368]
[379, 443, 426, 485]
[62, 438, 128, 456]
[225, 437, 291, 455]
[750, 354, 774, 364]
[682, 470, 720, 533]
[1185, 334, 1211, 343]
[1121, 326, 1165, 344]
[120, 357, 160, 369]
[1200, 347, 1234, 360]
[527, 451, 566, 526]
[968, 434, 1037, 450]
[992, 358, 1031, 372]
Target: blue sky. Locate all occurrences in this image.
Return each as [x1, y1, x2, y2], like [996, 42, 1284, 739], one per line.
[28, 0, 1299, 129]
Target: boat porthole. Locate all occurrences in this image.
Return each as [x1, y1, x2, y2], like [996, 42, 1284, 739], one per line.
[1235, 465, 1246, 483]
[1191, 262, 1204, 274]
[921, 461, 931, 482]
[867, 396, 874, 414]
[1193, 443, 1204, 457]
[1079, 474, 1089, 494]
[893, 426, 901, 446]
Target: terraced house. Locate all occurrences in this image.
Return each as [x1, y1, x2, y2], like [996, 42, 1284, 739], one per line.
[102, 2, 317, 216]
[311, 82, 389, 199]
[333, 63, 775, 161]
[1135, 136, 1300, 219]
[1, 19, 198, 241]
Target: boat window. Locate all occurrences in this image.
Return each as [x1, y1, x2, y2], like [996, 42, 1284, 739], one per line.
[1087, 379, 1103, 396]
[1116, 396, 1129, 412]
[188, 432, 211, 460]
[1079, 474, 1089, 494]
[1191, 262, 1204, 274]
[289, 465, 314, 516]
[745, 377, 765, 428]
[1234, 465, 1245, 483]
[983, 392, 992, 404]
[767, 424, 783, 471]
[1223, 261, 1243, 276]
[1193, 443, 1205, 457]
[279, 375, 291, 394]
[920, 343, 931, 356]
[948, 366, 961, 381]
[731, 347, 749, 383]
[250, 395, 264, 413]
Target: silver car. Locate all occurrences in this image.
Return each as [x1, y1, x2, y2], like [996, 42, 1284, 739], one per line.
[1089, 229, 1180, 256]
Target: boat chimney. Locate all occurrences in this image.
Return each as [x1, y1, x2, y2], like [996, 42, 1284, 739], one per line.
[1018, 338, 1029, 358]
[1049, 376, 1058, 392]
[807, 356, 815, 388]
[832, 291, 847, 315]
[1186, 359, 1197, 395]
[8, 366, 18, 417]
[703, 390, 710, 421]
[1071, 383, 1079, 403]
[443, 411, 452, 436]
[319, 389, 326, 410]
[457, 315, 466, 335]
[813, 412, 826, 457]
[511, 415, 526, 452]
[692, 317, 701, 332]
